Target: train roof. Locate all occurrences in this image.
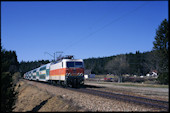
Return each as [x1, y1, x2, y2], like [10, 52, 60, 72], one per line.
[62, 59, 83, 62]
[39, 62, 51, 67]
[52, 59, 83, 64]
[25, 59, 83, 73]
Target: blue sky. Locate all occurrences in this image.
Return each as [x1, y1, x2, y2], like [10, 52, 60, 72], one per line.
[1, 1, 168, 62]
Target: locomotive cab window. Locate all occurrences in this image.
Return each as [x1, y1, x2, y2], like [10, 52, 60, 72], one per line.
[75, 62, 83, 68]
[67, 62, 74, 68]
[66, 61, 83, 68]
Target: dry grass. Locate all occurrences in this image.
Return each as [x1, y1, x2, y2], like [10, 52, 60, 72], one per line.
[13, 80, 83, 112]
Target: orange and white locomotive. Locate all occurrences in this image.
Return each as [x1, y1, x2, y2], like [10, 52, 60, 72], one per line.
[24, 56, 84, 87]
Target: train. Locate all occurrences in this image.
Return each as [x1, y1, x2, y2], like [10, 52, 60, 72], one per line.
[23, 56, 84, 87]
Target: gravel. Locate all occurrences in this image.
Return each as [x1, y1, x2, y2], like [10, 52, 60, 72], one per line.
[85, 81, 169, 101]
[24, 80, 165, 111]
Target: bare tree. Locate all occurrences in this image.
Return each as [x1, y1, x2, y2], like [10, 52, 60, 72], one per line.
[105, 54, 129, 82]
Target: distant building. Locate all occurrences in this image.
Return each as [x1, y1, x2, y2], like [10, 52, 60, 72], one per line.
[84, 75, 88, 79]
[146, 70, 158, 78]
[84, 69, 95, 78]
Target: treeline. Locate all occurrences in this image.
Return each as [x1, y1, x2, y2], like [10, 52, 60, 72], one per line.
[84, 51, 158, 76]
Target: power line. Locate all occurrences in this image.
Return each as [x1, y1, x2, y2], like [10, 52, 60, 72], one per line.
[44, 52, 54, 61]
[63, 2, 148, 52]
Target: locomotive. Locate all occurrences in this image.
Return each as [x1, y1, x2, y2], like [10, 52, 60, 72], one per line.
[24, 56, 84, 87]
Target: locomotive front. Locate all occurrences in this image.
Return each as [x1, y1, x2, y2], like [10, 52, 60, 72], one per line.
[64, 59, 84, 87]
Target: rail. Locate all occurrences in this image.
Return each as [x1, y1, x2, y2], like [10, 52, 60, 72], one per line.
[66, 87, 169, 111]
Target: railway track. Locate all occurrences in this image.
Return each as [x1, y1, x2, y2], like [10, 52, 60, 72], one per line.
[66, 86, 169, 111]
[25, 80, 169, 111]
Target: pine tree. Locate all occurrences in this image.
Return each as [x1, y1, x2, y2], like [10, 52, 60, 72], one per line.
[153, 19, 169, 84]
[1, 46, 17, 112]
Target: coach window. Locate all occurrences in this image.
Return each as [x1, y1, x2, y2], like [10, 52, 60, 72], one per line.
[40, 66, 46, 71]
[62, 62, 63, 68]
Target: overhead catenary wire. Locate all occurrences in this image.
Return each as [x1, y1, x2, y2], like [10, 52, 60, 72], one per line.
[44, 51, 64, 61]
[63, 2, 148, 53]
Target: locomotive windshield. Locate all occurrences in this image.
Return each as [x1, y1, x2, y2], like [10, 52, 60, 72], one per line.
[66, 62, 83, 68]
